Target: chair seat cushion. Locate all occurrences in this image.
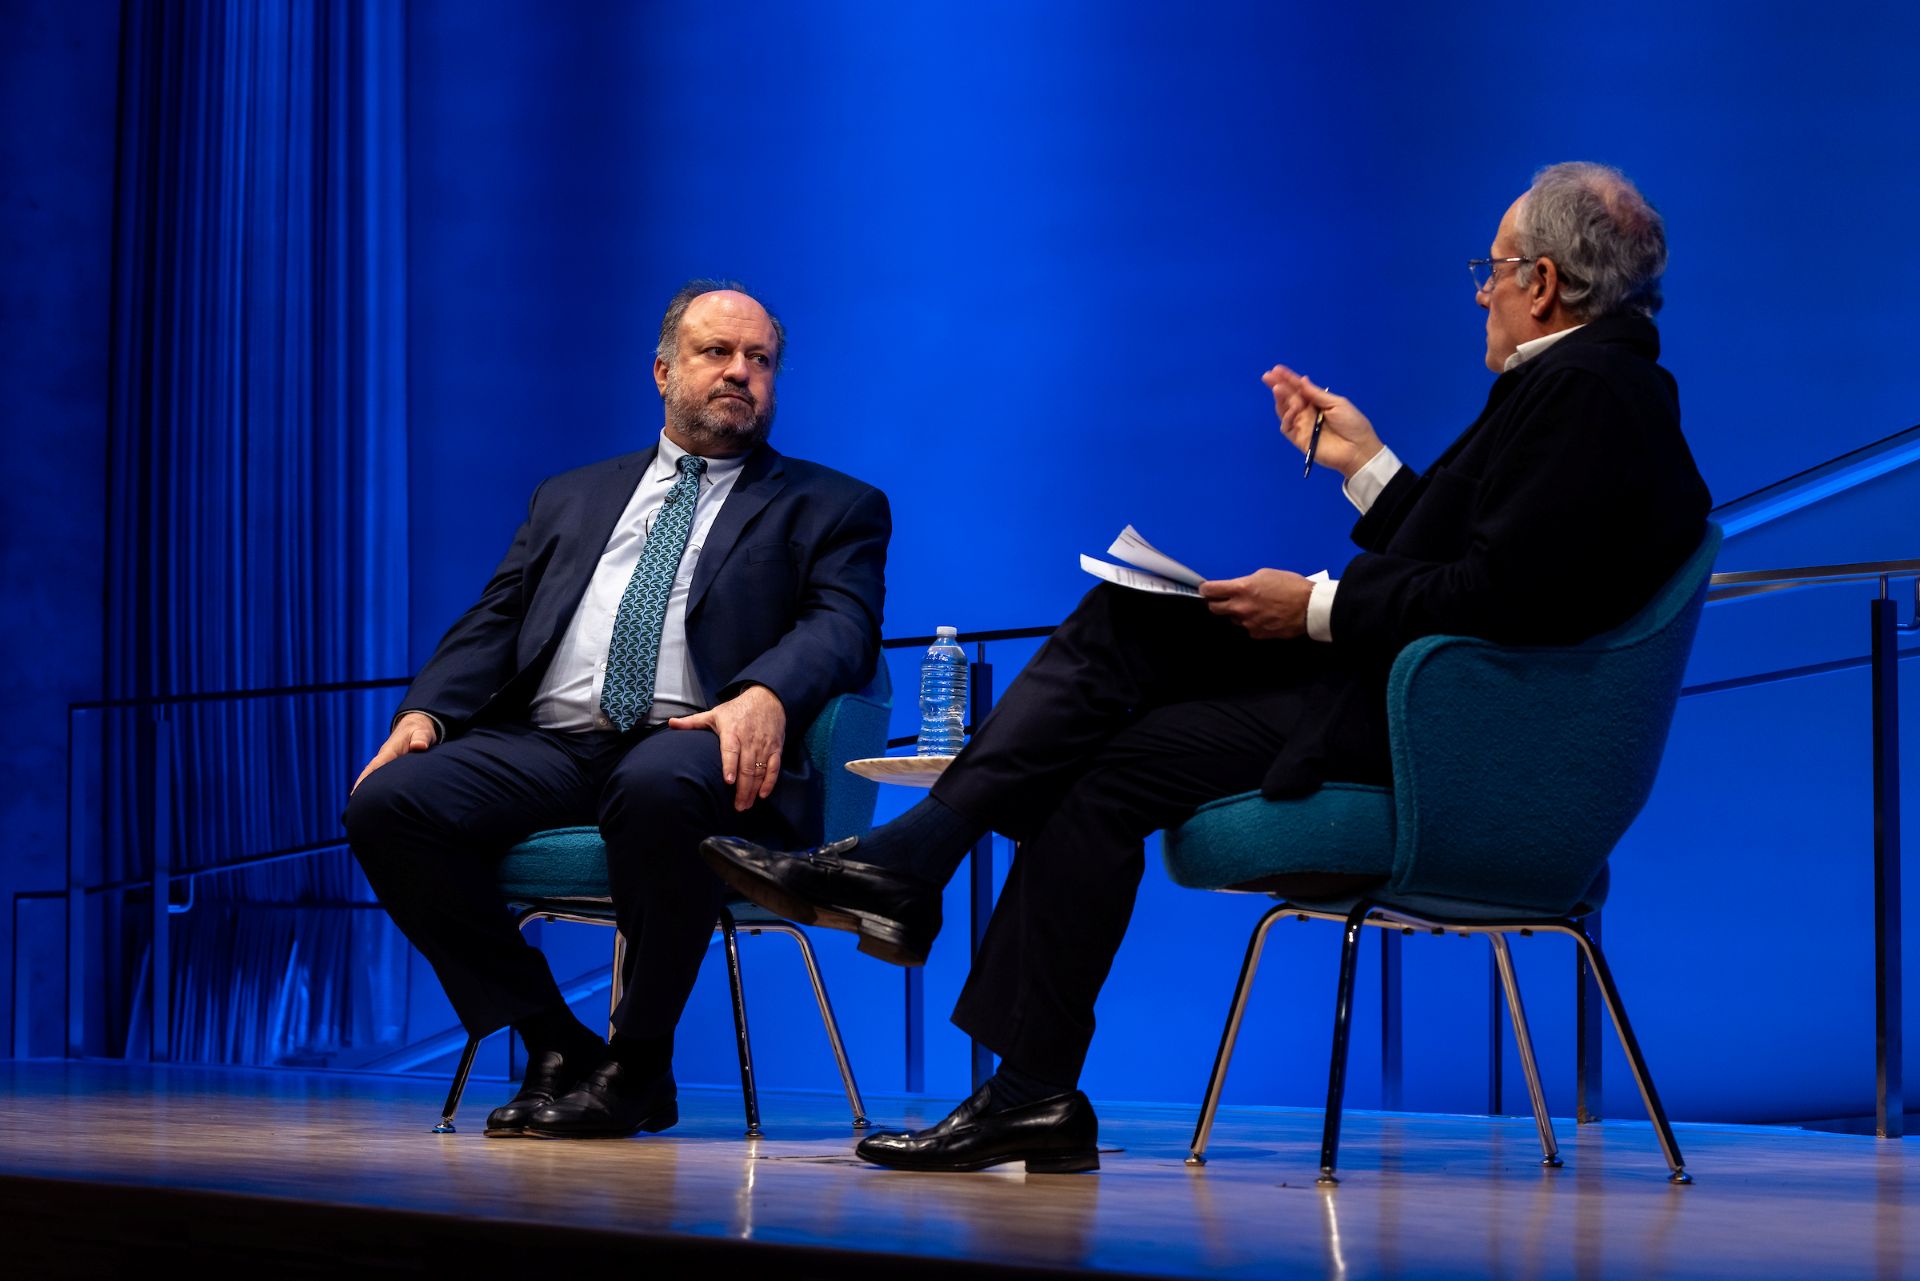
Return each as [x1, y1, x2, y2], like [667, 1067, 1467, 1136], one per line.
[1162, 785, 1396, 891]
[494, 826, 804, 928]
[497, 826, 611, 901]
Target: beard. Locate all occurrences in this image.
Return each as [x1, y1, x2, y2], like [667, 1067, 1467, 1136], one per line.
[663, 366, 776, 453]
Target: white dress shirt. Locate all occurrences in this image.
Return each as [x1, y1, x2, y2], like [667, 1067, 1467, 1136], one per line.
[528, 432, 747, 731]
[1304, 325, 1584, 642]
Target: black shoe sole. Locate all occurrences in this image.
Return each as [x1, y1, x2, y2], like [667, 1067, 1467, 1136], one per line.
[1026, 1151, 1101, 1174]
[706, 852, 931, 966]
[484, 1101, 553, 1137]
[524, 1102, 679, 1139]
[862, 1148, 1101, 1174]
[483, 1125, 535, 1138]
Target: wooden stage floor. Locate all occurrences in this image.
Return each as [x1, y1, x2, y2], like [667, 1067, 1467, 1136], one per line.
[1, 1061, 1915, 1279]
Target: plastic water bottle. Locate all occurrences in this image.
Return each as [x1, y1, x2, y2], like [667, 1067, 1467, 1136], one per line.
[916, 626, 969, 756]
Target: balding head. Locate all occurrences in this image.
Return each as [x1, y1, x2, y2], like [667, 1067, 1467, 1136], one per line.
[1513, 163, 1667, 320]
[656, 279, 786, 372]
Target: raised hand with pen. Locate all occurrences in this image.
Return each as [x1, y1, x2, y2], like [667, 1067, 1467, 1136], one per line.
[1262, 365, 1385, 480]
[1193, 366, 1388, 640]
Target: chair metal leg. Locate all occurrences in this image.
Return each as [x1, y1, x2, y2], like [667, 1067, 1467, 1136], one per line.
[1187, 904, 1290, 1166]
[1563, 921, 1690, 1183]
[608, 929, 627, 1041]
[434, 1036, 482, 1134]
[435, 906, 547, 1134]
[1317, 901, 1373, 1186]
[768, 923, 868, 1127]
[719, 910, 763, 1137]
[1490, 935, 1561, 1168]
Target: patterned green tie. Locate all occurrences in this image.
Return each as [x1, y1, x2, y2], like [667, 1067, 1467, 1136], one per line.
[600, 453, 708, 731]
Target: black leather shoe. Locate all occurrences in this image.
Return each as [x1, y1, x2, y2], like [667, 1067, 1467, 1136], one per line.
[699, 834, 941, 966]
[524, 1060, 678, 1139]
[484, 1049, 583, 1137]
[854, 1084, 1100, 1173]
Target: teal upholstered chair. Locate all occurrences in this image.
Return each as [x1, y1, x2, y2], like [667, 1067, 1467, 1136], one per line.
[433, 668, 892, 1137]
[1163, 526, 1721, 1186]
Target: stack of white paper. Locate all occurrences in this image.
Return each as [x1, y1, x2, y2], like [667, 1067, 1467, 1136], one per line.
[1079, 525, 1330, 596]
[1078, 525, 1207, 597]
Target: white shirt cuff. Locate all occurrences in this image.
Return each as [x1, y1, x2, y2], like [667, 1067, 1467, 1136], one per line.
[1342, 446, 1403, 514]
[1306, 578, 1338, 643]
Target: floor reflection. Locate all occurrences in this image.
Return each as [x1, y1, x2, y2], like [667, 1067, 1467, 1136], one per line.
[7, 1064, 1920, 1280]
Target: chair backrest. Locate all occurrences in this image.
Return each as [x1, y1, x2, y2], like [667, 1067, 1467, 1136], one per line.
[1381, 524, 1721, 915]
[805, 660, 894, 843]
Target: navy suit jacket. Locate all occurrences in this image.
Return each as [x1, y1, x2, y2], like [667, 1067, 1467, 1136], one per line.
[399, 442, 891, 837]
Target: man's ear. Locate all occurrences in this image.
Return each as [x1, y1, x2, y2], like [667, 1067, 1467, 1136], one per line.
[653, 356, 670, 397]
[1528, 257, 1559, 320]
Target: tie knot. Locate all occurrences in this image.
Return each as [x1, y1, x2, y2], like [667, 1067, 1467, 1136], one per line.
[678, 454, 708, 479]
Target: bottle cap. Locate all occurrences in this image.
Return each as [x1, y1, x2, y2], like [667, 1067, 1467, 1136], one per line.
[936, 626, 957, 637]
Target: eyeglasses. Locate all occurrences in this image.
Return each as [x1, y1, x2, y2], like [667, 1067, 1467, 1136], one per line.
[1468, 257, 1531, 294]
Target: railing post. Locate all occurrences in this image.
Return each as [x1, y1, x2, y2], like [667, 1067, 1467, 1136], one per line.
[66, 708, 95, 1058]
[1872, 589, 1903, 1138]
[1577, 910, 1604, 1123]
[904, 969, 925, 1093]
[968, 644, 996, 1089]
[149, 709, 173, 1061]
[1488, 944, 1504, 1115]
[1380, 929, 1402, 1110]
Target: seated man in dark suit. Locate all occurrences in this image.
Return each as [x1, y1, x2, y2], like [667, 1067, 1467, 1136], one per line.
[344, 281, 889, 1139]
[703, 163, 1711, 1172]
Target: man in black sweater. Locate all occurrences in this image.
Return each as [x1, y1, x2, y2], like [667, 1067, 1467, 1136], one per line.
[704, 163, 1711, 1173]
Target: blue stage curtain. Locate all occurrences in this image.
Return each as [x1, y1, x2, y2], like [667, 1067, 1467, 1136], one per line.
[101, 0, 409, 1065]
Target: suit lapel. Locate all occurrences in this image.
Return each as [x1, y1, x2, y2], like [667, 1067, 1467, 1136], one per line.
[688, 445, 787, 615]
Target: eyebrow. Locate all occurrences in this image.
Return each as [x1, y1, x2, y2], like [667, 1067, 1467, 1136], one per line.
[694, 337, 772, 355]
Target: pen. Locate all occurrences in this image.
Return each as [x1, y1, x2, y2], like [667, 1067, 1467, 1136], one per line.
[1302, 394, 1327, 478]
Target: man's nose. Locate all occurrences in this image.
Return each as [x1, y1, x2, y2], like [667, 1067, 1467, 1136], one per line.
[722, 352, 751, 383]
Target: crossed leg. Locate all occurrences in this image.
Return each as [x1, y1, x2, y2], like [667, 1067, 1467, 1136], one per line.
[950, 689, 1381, 1086]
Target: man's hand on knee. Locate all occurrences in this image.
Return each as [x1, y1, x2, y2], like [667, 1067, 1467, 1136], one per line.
[1199, 569, 1314, 640]
[668, 684, 787, 812]
[352, 711, 440, 793]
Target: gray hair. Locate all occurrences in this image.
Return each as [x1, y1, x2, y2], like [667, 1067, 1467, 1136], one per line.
[1514, 163, 1666, 319]
[656, 278, 787, 371]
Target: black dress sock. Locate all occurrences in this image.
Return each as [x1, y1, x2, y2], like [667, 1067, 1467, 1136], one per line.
[985, 1060, 1074, 1111]
[855, 794, 986, 887]
[513, 1005, 604, 1065]
[609, 1031, 674, 1082]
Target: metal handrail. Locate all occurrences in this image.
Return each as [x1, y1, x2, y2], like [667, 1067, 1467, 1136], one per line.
[1688, 558, 1920, 699]
[68, 674, 411, 713]
[58, 627, 1061, 714]
[1708, 559, 1920, 605]
[1709, 421, 1920, 537]
[883, 625, 1054, 650]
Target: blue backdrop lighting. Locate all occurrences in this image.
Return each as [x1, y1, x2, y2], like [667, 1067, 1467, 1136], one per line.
[3, 0, 1919, 1126]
